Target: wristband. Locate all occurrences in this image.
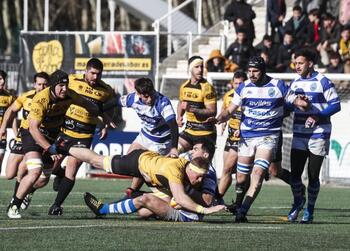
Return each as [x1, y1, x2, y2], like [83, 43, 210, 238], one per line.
[196, 205, 205, 214]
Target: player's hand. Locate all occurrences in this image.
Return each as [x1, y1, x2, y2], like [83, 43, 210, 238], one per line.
[99, 127, 108, 140]
[47, 143, 58, 155]
[50, 154, 62, 162]
[305, 116, 318, 128]
[204, 204, 227, 214]
[180, 101, 188, 110]
[167, 148, 179, 158]
[233, 129, 240, 138]
[204, 116, 217, 124]
[295, 95, 311, 111]
[177, 116, 184, 127]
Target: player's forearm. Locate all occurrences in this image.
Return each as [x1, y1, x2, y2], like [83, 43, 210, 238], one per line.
[189, 107, 216, 118]
[29, 127, 51, 150]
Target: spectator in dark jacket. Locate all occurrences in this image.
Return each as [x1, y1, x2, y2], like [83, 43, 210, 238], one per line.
[326, 51, 344, 73]
[224, 30, 255, 71]
[284, 5, 309, 47]
[224, 0, 256, 44]
[276, 31, 296, 72]
[254, 34, 278, 66]
[267, 0, 286, 43]
[305, 8, 322, 49]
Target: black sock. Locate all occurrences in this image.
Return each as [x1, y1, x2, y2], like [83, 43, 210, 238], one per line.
[52, 166, 65, 178]
[235, 183, 245, 208]
[241, 196, 254, 215]
[277, 169, 291, 185]
[12, 196, 23, 208]
[54, 177, 75, 206]
[13, 181, 20, 197]
[28, 187, 37, 195]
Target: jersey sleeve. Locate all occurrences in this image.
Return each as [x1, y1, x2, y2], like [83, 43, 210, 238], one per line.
[13, 94, 26, 110]
[203, 83, 217, 104]
[119, 93, 136, 107]
[165, 163, 185, 184]
[178, 83, 185, 102]
[159, 97, 176, 122]
[28, 95, 47, 123]
[231, 88, 242, 106]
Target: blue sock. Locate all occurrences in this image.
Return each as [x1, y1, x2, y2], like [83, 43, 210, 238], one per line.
[99, 199, 138, 215]
[291, 177, 303, 206]
[307, 179, 320, 214]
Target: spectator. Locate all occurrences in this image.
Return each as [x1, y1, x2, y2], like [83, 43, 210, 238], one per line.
[326, 51, 344, 73]
[318, 13, 342, 66]
[284, 5, 309, 47]
[286, 53, 297, 73]
[205, 49, 238, 73]
[276, 31, 296, 72]
[224, 0, 256, 44]
[260, 50, 277, 72]
[254, 34, 278, 66]
[225, 30, 255, 71]
[338, 25, 350, 60]
[267, 0, 286, 43]
[306, 9, 322, 49]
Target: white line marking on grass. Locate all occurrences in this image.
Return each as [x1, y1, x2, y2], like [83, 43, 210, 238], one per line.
[0, 223, 283, 231]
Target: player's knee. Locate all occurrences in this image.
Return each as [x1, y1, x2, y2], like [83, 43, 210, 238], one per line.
[237, 162, 252, 175]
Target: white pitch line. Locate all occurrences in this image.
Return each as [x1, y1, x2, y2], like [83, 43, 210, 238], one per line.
[0, 223, 283, 231]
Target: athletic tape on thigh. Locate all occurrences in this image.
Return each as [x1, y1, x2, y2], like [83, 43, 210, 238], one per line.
[26, 158, 43, 170]
[103, 156, 112, 173]
[237, 162, 253, 174]
[254, 158, 270, 170]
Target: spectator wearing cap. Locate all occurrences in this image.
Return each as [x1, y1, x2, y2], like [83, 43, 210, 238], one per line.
[225, 29, 255, 71]
[284, 5, 309, 47]
[267, 0, 286, 43]
[224, 0, 256, 44]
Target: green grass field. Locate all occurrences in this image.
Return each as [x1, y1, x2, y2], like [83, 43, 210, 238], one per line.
[0, 178, 350, 250]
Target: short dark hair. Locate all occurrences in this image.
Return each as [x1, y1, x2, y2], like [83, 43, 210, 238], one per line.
[86, 58, 103, 71]
[295, 49, 317, 63]
[322, 12, 335, 21]
[34, 72, 50, 83]
[194, 139, 216, 161]
[329, 51, 340, 60]
[233, 71, 247, 81]
[292, 5, 302, 12]
[284, 30, 294, 37]
[134, 77, 155, 96]
[262, 34, 272, 41]
[0, 70, 7, 80]
[188, 55, 203, 65]
[190, 156, 210, 173]
[308, 8, 320, 18]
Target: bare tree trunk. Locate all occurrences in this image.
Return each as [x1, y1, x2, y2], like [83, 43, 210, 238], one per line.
[140, 20, 148, 31]
[202, 0, 210, 27]
[81, 1, 89, 30]
[89, 0, 96, 30]
[14, 0, 21, 28]
[3, 0, 11, 54]
[35, 0, 44, 30]
[120, 7, 130, 30]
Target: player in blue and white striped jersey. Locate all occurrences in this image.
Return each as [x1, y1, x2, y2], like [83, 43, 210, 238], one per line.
[287, 49, 341, 224]
[116, 78, 179, 197]
[216, 56, 309, 222]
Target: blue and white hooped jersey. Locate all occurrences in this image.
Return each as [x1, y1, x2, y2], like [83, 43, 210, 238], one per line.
[119, 92, 176, 143]
[289, 71, 340, 140]
[232, 78, 290, 138]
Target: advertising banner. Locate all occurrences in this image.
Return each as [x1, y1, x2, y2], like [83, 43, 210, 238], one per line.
[20, 32, 156, 92]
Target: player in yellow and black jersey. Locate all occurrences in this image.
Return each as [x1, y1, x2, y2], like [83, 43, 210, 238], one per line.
[0, 72, 49, 210]
[177, 56, 217, 154]
[48, 58, 115, 216]
[217, 71, 247, 207]
[7, 70, 99, 219]
[67, 146, 225, 219]
[0, 70, 16, 169]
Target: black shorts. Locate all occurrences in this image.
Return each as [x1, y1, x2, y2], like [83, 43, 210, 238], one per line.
[21, 129, 55, 166]
[55, 133, 92, 155]
[180, 130, 217, 147]
[111, 149, 146, 177]
[9, 128, 24, 155]
[272, 132, 283, 162]
[224, 138, 239, 152]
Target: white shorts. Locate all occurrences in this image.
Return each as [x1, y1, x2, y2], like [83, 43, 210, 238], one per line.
[292, 137, 329, 156]
[238, 134, 279, 158]
[134, 133, 172, 156]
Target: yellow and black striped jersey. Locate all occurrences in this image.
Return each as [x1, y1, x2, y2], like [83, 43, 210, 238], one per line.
[61, 74, 114, 139]
[222, 88, 241, 141]
[13, 89, 37, 129]
[179, 79, 217, 136]
[24, 87, 80, 139]
[0, 90, 15, 125]
[138, 151, 190, 196]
